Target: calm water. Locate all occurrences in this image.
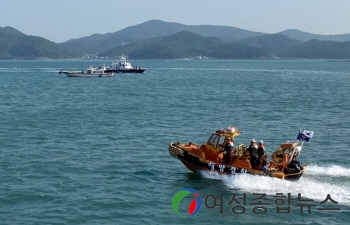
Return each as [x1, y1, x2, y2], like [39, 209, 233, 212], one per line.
[1, 59, 349, 224]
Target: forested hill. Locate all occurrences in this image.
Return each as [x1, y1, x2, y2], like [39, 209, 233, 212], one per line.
[99, 31, 350, 59]
[0, 26, 78, 59]
[2, 21, 350, 59]
[59, 20, 350, 55]
[59, 20, 265, 54]
[98, 31, 266, 59]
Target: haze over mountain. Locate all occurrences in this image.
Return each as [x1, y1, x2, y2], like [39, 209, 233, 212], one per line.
[59, 20, 265, 54]
[98, 31, 265, 59]
[2, 20, 350, 60]
[59, 20, 350, 55]
[278, 29, 350, 42]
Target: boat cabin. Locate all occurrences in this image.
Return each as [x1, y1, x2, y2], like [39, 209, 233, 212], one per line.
[110, 55, 134, 70]
[86, 66, 106, 74]
[199, 126, 240, 162]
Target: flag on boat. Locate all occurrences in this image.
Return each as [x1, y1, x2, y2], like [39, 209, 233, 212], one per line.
[297, 130, 314, 142]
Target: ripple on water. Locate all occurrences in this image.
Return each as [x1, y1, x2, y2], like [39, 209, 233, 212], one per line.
[1, 60, 350, 224]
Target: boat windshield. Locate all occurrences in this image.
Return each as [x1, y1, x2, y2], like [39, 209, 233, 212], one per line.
[207, 133, 222, 149]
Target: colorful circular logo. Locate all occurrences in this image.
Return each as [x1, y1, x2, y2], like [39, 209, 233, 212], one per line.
[172, 188, 202, 217]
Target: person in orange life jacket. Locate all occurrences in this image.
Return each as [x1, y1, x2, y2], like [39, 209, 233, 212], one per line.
[256, 140, 266, 168]
[217, 139, 227, 163]
[217, 144, 224, 163]
[221, 138, 234, 164]
[260, 154, 270, 171]
[247, 139, 258, 167]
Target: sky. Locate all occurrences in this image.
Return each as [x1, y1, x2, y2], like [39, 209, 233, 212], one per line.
[1, 0, 350, 43]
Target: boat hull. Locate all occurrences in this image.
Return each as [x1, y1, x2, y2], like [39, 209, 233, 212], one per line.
[169, 143, 306, 181]
[61, 72, 114, 77]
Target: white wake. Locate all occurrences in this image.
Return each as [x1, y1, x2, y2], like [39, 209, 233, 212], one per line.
[200, 164, 350, 205]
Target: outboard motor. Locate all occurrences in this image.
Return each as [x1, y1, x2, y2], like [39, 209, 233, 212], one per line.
[290, 160, 304, 170]
[284, 160, 303, 174]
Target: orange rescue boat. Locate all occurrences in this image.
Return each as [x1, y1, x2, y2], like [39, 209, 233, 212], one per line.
[169, 126, 311, 181]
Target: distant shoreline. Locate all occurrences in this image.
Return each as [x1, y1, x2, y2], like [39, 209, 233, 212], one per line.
[2, 58, 350, 61]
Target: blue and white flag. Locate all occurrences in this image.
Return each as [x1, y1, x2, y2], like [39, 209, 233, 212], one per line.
[297, 130, 314, 142]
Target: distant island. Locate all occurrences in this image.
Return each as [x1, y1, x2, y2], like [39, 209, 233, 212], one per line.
[1, 20, 350, 60]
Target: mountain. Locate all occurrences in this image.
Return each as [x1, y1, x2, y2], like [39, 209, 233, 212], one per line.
[99, 31, 225, 58]
[280, 39, 350, 59]
[3, 21, 350, 60]
[60, 20, 265, 54]
[100, 30, 350, 59]
[240, 34, 303, 56]
[0, 26, 26, 37]
[279, 29, 350, 42]
[240, 34, 350, 59]
[99, 31, 266, 59]
[207, 42, 266, 59]
[0, 26, 78, 59]
[58, 20, 350, 57]
[60, 20, 350, 56]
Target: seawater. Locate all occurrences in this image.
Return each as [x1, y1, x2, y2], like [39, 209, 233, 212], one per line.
[0, 59, 349, 225]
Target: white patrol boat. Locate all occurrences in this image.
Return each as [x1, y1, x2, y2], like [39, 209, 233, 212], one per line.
[105, 55, 145, 73]
[59, 65, 114, 77]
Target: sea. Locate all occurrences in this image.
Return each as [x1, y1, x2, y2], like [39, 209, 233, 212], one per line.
[0, 59, 349, 225]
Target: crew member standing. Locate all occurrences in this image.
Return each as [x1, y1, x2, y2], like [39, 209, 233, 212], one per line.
[223, 138, 234, 164]
[257, 140, 266, 168]
[247, 139, 258, 167]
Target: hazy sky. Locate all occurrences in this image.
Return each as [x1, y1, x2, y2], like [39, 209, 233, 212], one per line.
[1, 0, 349, 43]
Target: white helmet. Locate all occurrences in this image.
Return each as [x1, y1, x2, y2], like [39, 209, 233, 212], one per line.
[251, 139, 255, 142]
[259, 140, 264, 144]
